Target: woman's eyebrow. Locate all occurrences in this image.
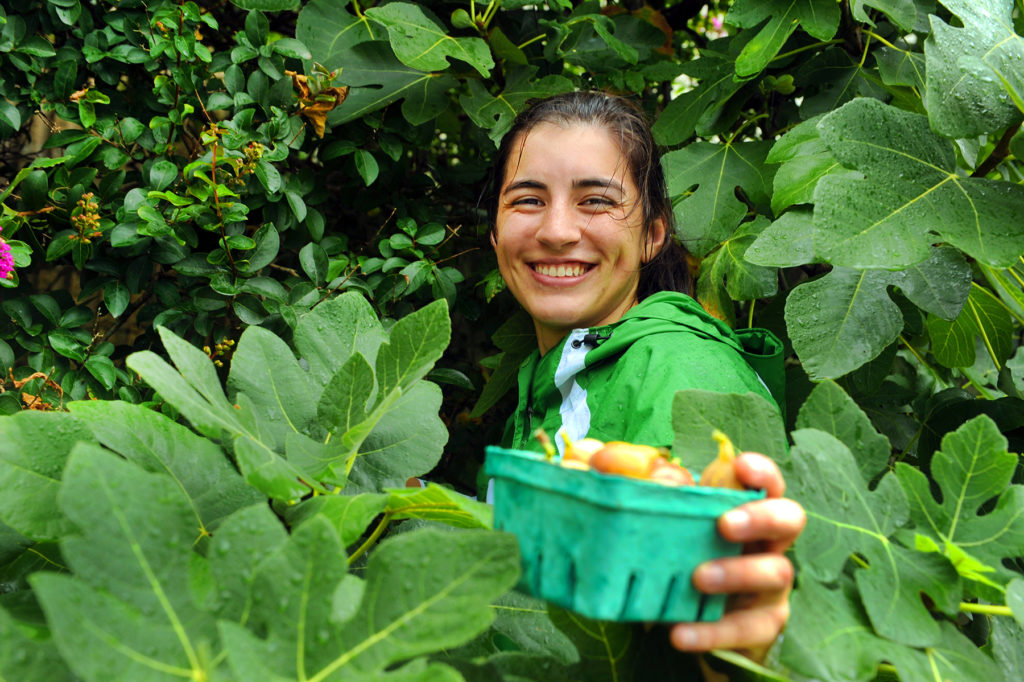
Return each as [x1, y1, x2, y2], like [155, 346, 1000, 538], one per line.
[574, 177, 624, 194]
[502, 179, 546, 194]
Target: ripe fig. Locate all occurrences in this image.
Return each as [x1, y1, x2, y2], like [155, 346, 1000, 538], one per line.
[648, 460, 695, 486]
[562, 434, 604, 465]
[589, 441, 662, 479]
[699, 429, 744, 490]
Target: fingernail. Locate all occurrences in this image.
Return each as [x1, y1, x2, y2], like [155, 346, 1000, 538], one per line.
[723, 508, 750, 533]
[697, 563, 725, 589]
[675, 626, 698, 648]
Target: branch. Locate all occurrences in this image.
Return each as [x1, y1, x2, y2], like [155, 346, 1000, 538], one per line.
[972, 123, 1022, 178]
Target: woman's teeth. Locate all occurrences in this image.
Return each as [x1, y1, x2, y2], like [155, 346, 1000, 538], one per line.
[534, 263, 588, 277]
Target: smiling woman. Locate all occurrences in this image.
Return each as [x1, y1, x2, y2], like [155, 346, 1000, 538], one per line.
[486, 91, 805, 664]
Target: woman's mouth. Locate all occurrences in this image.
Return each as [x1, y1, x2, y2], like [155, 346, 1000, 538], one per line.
[532, 262, 592, 277]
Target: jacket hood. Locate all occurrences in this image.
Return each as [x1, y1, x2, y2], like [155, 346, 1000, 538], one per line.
[582, 291, 746, 365]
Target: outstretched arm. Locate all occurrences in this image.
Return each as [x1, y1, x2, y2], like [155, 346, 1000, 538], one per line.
[669, 453, 806, 661]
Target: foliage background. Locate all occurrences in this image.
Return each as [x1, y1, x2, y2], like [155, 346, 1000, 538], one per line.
[1, 0, 1023, 680]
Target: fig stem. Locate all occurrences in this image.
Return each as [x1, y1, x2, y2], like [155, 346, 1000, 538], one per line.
[533, 428, 557, 460]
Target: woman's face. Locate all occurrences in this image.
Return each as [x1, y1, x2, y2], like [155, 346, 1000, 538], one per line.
[492, 122, 665, 354]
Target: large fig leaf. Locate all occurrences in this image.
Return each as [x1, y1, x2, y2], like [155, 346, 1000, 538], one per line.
[298, 0, 378, 68]
[31, 444, 220, 682]
[663, 140, 774, 257]
[459, 66, 574, 145]
[68, 400, 263, 535]
[765, 115, 861, 215]
[346, 381, 447, 491]
[926, 285, 1016, 370]
[546, 606, 636, 682]
[206, 504, 289, 623]
[925, 0, 1024, 138]
[328, 42, 458, 126]
[376, 298, 450, 396]
[725, 0, 840, 77]
[228, 324, 321, 450]
[785, 429, 961, 647]
[294, 291, 387, 390]
[219, 523, 519, 680]
[0, 602, 76, 681]
[795, 380, 891, 483]
[895, 415, 1024, 588]
[782, 576, 1004, 682]
[745, 209, 817, 268]
[785, 247, 972, 379]
[0, 411, 91, 541]
[813, 97, 1024, 269]
[365, 2, 493, 77]
[671, 389, 788, 471]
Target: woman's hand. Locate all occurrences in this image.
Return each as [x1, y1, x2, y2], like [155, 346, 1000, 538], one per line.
[669, 452, 805, 660]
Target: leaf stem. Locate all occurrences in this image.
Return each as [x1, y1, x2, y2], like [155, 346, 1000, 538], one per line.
[770, 40, 844, 63]
[862, 29, 901, 51]
[972, 123, 1021, 178]
[898, 334, 944, 386]
[347, 514, 391, 565]
[517, 33, 545, 50]
[959, 602, 1013, 617]
[850, 553, 870, 569]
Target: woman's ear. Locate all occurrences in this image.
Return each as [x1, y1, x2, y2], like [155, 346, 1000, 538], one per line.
[489, 229, 498, 248]
[643, 217, 667, 263]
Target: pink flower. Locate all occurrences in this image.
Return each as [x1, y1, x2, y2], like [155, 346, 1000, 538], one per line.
[0, 226, 14, 280]
[712, 15, 724, 31]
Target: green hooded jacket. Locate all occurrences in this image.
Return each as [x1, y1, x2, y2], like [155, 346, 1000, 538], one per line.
[500, 291, 784, 456]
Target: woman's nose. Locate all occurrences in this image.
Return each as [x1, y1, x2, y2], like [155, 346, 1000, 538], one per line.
[535, 202, 582, 248]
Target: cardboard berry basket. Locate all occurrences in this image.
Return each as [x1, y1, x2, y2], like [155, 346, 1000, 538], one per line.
[484, 445, 765, 623]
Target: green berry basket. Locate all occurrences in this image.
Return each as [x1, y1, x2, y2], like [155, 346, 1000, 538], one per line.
[484, 445, 764, 623]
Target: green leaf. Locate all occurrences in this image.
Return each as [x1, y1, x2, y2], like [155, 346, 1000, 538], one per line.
[67, 400, 264, 534]
[286, 492, 389, 546]
[1009, 578, 1024, 627]
[384, 484, 493, 529]
[353, 149, 379, 186]
[298, 0, 379, 67]
[0, 100, 21, 130]
[294, 292, 387, 390]
[48, 329, 86, 362]
[651, 56, 746, 146]
[813, 98, 1024, 268]
[0, 411, 92, 540]
[895, 415, 1024, 588]
[795, 380, 891, 483]
[726, 0, 841, 77]
[765, 115, 861, 214]
[786, 247, 972, 379]
[546, 606, 637, 681]
[299, 241, 329, 284]
[329, 42, 458, 126]
[346, 382, 447, 492]
[365, 3, 493, 77]
[233, 433, 316, 501]
[219, 525, 518, 679]
[206, 504, 289, 622]
[925, 0, 1024, 138]
[671, 389, 788, 472]
[785, 429, 961, 646]
[254, 158, 282, 193]
[0, 603, 77, 681]
[459, 67, 574, 145]
[696, 216, 778, 304]
[663, 140, 774, 257]
[84, 355, 117, 389]
[149, 159, 178, 191]
[376, 299, 450, 396]
[31, 444, 219, 682]
[230, 0, 299, 13]
[782, 577, 1003, 682]
[851, 0, 917, 31]
[239, 222, 280, 273]
[318, 352, 374, 437]
[927, 285, 1015, 369]
[103, 279, 130, 317]
[227, 325, 318, 451]
[745, 209, 816, 267]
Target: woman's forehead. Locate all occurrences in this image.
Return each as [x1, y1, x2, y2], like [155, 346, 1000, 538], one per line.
[503, 122, 631, 186]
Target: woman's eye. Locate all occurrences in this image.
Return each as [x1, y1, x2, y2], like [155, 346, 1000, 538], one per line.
[510, 197, 542, 206]
[582, 196, 616, 207]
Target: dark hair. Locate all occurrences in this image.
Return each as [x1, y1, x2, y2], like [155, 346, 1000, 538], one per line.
[488, 90, 692, 299]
